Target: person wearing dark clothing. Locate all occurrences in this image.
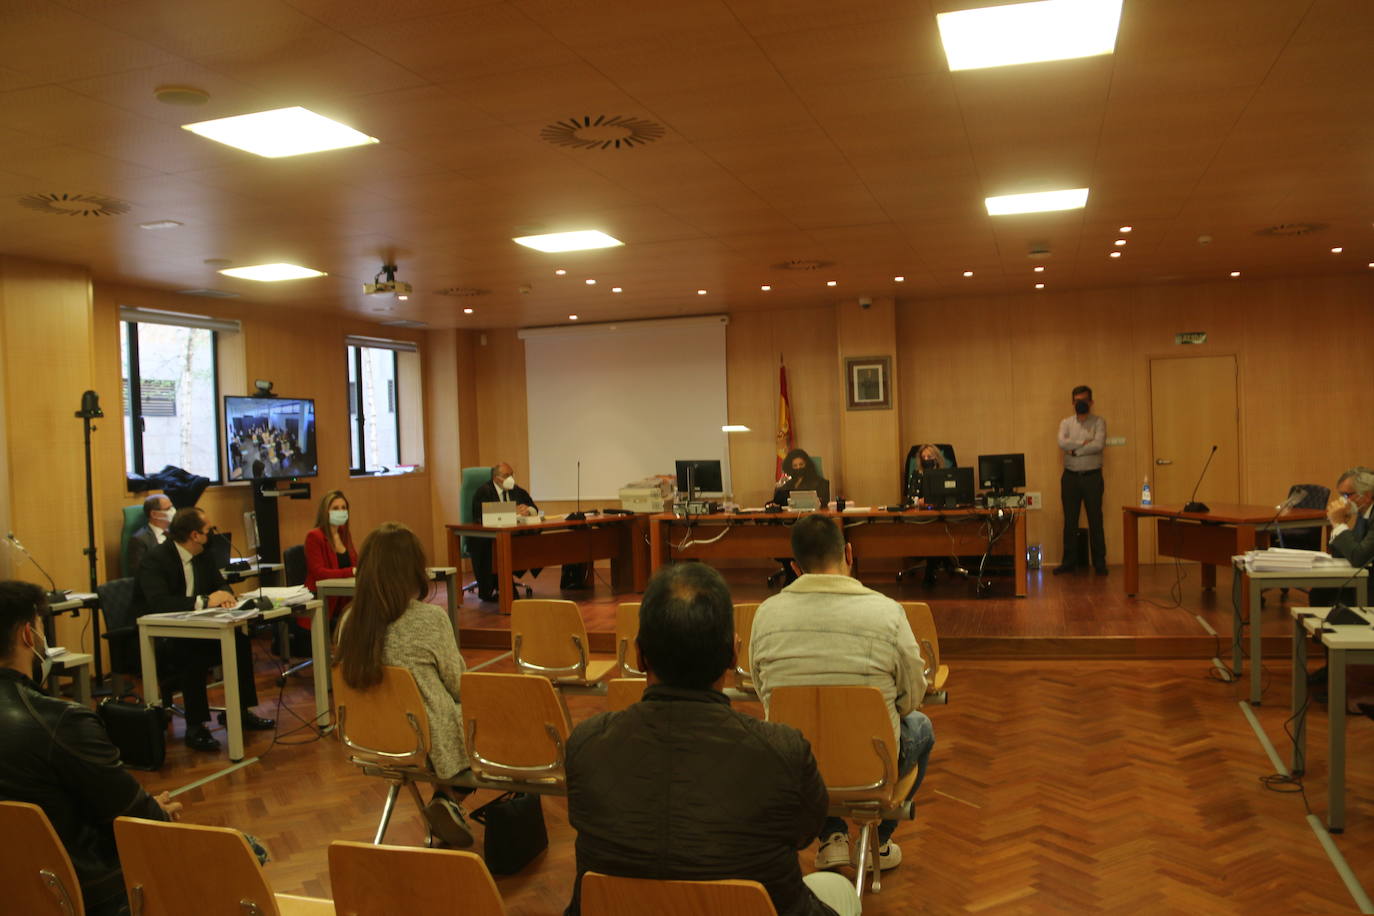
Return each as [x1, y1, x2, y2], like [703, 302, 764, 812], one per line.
[1056, 385, 1108, 575]
[133, 507, 274, 752]
[771, 448, 831, 508]
[564, 564, 860, 916]
[0, 581, 181, 916]
[468, 462, 539, 602]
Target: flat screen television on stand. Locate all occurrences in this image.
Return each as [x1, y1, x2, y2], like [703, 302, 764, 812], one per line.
[224, 396, 318, 482]
[977, 453, 1026, 497]
[675, 459, 724, 504]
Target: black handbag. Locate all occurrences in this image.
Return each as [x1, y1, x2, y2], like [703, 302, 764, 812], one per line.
[470, 792, 547, 874]
[97, 694, 167, 771]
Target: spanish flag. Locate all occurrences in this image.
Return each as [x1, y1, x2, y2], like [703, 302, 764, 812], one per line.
[775, 363, 794, 484]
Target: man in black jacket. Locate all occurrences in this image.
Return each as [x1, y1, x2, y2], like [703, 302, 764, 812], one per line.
[469, 462, 539, 602]
[134, 507, 274, 752]
[0, 580, 182, 916]
[564, 563, 860, 916]
[126, 493, 173, 575]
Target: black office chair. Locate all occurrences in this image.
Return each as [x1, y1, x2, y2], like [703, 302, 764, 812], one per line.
[1276, 484, 1331, 603]
[278, 545, 319, 678]
[97, 577, 183, 716]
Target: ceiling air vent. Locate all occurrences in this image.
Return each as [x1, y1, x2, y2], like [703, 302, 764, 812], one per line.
[541, 115, 665, 150]
[434, 287, 491, 298]
[1256, 222, 1325, 237]
[19, 192, 131, 217]
[772, 259, 834, 272]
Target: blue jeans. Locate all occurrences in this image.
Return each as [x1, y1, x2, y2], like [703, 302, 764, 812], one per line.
[821, 709, 934, 844]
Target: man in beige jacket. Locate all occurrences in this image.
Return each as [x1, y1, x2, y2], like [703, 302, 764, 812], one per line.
[751, 514, 934, 874]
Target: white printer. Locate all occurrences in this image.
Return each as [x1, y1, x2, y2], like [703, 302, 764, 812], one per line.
[619, 476, 674, 513]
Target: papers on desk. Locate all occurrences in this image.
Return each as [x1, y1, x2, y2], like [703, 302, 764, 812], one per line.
[244, 585, 314, 605]
[841, 506, 874, 513]
[1240, 548, 1352, 572]
[145, 606, 261, 622]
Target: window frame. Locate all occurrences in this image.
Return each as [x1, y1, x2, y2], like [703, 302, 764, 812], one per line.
[347, 343, 402, 475]
[122, 319, 224, 484]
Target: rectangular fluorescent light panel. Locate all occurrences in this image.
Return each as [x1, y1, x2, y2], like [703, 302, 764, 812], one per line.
[182, 107, 378, 158]
[721, 425, 751, 433]
[938, 0, 1123, 71]
[218, 263, 327, 282]
[985, 188, 1089, 216]
[512, 230, 624, 253]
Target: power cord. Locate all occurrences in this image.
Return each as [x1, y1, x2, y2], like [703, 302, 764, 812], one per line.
[1260, 691, 1314, 815]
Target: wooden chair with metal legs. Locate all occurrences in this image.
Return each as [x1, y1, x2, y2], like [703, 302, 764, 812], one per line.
[329, 841, 506, 916]
[113, 816, 333, 915]
[510, 599, 616, 691]
[606, 677, 648, 711]
[581, 872, 778, 916]
[461, 671, 572, 791]
[901, 601, 950, 705]
[615, 602, 644, 677]
[0, 801, 84, 916]
[732, 603, 761, 694]
[767, 685, 917, 899]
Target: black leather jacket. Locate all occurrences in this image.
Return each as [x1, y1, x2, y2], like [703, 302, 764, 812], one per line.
[565, 685, 835, 916]
[0, 668, 166, 911]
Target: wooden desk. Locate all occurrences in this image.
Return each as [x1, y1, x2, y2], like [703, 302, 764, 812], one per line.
[446, 515, 649, 614]
[649, 508, 1028, 597]
[316, 567, 459, 629]
[1121, 504, 1327, 597]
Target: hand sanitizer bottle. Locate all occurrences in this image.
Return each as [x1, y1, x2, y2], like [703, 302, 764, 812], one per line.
[1141, 477, 1152, 506]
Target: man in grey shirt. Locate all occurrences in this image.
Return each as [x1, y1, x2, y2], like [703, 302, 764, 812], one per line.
[1056, 385, 1108, 575]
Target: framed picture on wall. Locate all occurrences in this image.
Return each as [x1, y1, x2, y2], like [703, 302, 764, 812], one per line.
[844, 355, 892, 410]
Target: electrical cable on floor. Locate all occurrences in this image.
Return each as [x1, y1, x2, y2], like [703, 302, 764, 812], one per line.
[249, 631, 327, 760]
[1260, 691, 1314, 815]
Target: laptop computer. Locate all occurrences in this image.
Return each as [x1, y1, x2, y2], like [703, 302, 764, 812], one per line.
[482, 501, 519, 528]
[788, 490, 820, 512]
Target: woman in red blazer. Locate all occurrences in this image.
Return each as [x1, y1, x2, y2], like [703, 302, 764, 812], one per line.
[303, 489, 358, 627]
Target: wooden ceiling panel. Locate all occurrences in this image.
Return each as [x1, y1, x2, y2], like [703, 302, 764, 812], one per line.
[2, 143, 162, 187]
[514, 0, 741, 49]
[329, 86, 503, 147]
[644, 86, 818, 145]
[656, 200, 798, 238]
[58, 62, 279, 128]
[754, 16, 949, 88]
[444, 62, 647, 126]
[578, 30, 779, 98]
[61, 0, 320, 61]
[727, 0, 935, 37]
[0, 1, 179, 90]
[283, 0, 490, 30]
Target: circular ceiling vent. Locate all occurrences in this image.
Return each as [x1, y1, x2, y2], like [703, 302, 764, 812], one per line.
[19, 192, 131, 217]
[1256, 222, 1325, 237]
[772, 259, 834, 272]
[541, 115, 665, 150]
[434, 287, 491, 298]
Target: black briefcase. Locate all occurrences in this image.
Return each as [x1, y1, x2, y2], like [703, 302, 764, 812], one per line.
[470, 792, 547, 874]
[97, 694, 167, 771]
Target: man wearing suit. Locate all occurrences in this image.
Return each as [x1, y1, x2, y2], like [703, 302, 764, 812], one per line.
[469, 462, 538, 603]
[134, 507, 275, 752]
[126, 493, 173, 575]
[1328, 466, 1374, 568]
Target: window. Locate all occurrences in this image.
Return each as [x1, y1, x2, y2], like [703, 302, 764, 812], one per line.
[347, 342, 401, 473]
[121, 319, 222, 482]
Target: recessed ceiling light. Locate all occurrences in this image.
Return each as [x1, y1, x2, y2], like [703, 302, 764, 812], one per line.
[138, 219, 182, 230]
[585, 278, 596, 285]
[826, 280, 837, 287]
[463, 307, 474, 314]
[1034, 282, 1046, 289]
[761, 285, 772, 291]
[1368, 262, 1374, 269]
[568, 314, 579, 321]
[1109, 251, 1122, 258]
[513, 230, 623, 253]
[1033, 266, 1045, 272]
[721, 425, 751, 433]
[554, 269, 567, 276]
[1119, 226, 1132, 233]
[937, 0, 1123, 71]
[1331, 247, 1344, 254]
[1229, 271, 1241, 278]
[893, 276, 905, 282]
[697, 289, 707, 295]
[1113, 239, 1127, 246]
[397, 294, 408, 301]
[962, 270, 974, 277]
[182, 107, 378, 158]
[985, 188, 1089, 216]
[218, 263, 326, 281]
[611, 286, 622, 293]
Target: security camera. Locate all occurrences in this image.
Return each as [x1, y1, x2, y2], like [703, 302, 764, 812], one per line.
[858, 296, 873, 309]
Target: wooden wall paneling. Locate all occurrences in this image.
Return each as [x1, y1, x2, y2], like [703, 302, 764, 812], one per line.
[397, 349, 425, 467]
[425, 329, 463, 552]
[454, 330, 480, 470]
[836, 296, 901, 506]
[471, 329, 529, 477]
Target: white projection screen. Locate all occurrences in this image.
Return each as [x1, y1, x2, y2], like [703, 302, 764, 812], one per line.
[520, 315, 732, 501]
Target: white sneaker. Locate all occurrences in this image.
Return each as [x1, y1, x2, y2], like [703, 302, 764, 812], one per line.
[423, 796, 474, 848]
[814, 832, 851, 871]
[869, 839, 902, 870]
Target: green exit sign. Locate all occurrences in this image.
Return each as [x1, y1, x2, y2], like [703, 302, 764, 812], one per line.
[1175, 331, 1207, 345]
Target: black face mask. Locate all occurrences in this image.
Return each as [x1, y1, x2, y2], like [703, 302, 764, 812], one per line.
[921, 458, 938, 470]
[1074, 399, 1090, 415]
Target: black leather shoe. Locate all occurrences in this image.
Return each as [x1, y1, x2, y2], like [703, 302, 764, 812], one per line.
[186, 725, 221, 752]
[242, 711, 276, 731]
[1095, 567, 1109, 576]
[477, 591, 497, 603]
[1052, 565, 1076, 575]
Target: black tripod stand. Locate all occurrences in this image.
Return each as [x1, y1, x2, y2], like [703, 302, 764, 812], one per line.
[76, 390, 104, 685]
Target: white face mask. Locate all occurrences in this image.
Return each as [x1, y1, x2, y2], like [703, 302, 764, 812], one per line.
[31, 624, 51, 683]
[501, 476, 516, 492]
[153, 509, 174, 525]
[329, 509, 349, 527]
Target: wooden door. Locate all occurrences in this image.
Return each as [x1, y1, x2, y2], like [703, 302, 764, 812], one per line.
[1149, 356, 1241, 517]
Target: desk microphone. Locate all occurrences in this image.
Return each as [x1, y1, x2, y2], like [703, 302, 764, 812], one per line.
[1266, 487, 1308, 549]
[1323, 554, 1374, 627]
[5, 533, 67, 604]
[1182, 445, 1218, 513]
[566, 460, 586, 522]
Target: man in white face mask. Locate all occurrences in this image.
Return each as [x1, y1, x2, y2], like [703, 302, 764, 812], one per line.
[0, 580, 183, 916]
[126, 493, 175, 575]
[470, 462, 540, 603]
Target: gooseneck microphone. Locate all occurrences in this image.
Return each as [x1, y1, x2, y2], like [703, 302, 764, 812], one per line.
[1182, 445, 1218, 513]
[1268, 487, 1308, 549]
[5, 533, 67, 604]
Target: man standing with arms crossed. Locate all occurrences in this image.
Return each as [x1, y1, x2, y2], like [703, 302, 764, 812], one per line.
[1056, 385, 1108, 575]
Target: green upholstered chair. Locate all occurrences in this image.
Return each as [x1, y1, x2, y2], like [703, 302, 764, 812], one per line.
[119, 504, 147, 577]
[458, 466, 494, 594]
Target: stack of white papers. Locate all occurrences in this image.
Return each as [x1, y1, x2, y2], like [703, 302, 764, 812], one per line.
[245, 585, 314, 605]
[1242, 548, 1352, 572]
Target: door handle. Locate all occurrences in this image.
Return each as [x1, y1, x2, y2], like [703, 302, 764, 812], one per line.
[1155, 459, 1172, 465]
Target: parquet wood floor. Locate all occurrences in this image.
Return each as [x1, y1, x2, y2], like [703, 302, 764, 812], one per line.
[128, 643, 1374, 914]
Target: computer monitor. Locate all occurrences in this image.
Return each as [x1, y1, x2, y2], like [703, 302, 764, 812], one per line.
[977, 453, 1026, 492]
[920, 467, 975, 509]
[675, 459, 723, 497]
[224, 396, 318, 481]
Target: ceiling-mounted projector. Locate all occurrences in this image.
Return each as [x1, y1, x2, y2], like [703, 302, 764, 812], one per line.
[364, 263, 411, 296]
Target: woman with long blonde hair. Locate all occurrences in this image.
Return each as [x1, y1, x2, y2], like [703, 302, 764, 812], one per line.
[335, 522, 472, 846]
